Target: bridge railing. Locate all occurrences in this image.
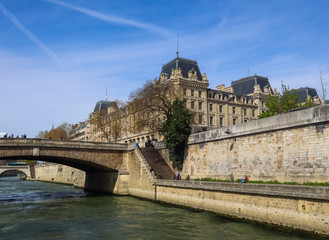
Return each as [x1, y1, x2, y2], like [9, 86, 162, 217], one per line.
[0, 138, 130, 150]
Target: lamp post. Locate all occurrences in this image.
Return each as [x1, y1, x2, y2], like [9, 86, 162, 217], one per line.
[224, 129, 236, 142]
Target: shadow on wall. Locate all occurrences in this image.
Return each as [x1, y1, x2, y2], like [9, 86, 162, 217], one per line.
[84, 171, 118, 193]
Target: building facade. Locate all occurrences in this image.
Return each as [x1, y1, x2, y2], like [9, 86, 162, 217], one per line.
[78, 56, 275, 145]
[73, 56, 324, 144]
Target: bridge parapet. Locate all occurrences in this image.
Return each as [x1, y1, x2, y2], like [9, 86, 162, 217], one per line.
[0, 138, 129, 151]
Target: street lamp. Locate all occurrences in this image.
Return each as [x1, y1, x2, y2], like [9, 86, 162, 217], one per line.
[224, 129, 236, 142]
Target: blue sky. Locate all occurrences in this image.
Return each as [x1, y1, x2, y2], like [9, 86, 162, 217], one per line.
[1, 0, 329, 137]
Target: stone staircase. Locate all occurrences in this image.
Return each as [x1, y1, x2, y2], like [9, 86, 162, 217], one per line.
[134, 147, 157, 183]
[139, 148, 174, 180]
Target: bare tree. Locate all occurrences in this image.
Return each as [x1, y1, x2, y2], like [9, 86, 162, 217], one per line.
[88, 100, 124, 142]
[58, 122, 73, 137]
[37, 122, 72, 140]
[128, 80, 177, 131]
[88, 109, 112, 142]
[319, 70, 328, 100]
[36, 130, 47, 139]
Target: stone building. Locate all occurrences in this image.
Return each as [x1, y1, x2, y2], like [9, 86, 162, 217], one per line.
[81, 56, 274, 144]
[70, 122, 90, 141]
[294, 87, 321, 104]
[155, 57, 272, 129]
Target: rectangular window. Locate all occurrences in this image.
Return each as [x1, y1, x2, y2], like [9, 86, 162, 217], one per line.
[199, 101, 202, 110]
[252, 110, 255, 116]
[208, 93, 212, 98]
[183, 88, 186, 96]
[191, 90, 194, 97]
[199, 91, 202, 98]
[210, 116, 213, 126]
[199, 115, 202, 124]
[233, 118, 236, 125]
[209, 104, 213, 112]
[219, 95, 221, 100]
[219, 105, 222, 113]
[191, 101, 195, 109]
[220, 117, 223, 126]
[244, 109, 246, 115]
[232, 107, 235, 114]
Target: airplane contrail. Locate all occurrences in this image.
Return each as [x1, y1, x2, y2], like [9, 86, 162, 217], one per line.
[0, 2, 60, 64]
[46, 0, 174, 39]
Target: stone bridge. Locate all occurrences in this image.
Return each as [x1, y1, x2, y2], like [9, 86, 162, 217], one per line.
[0, 165, 31, 178]
[0, 138, 133, 193]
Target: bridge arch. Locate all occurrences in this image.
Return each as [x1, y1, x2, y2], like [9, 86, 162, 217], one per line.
[0, 139, 132, 193]
[0, 168, 30, 179]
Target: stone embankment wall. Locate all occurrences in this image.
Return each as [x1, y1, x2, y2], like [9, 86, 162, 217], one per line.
[183, 104, 329, 183]
[34, 163, 85, 188]
[31, 105, 329, 236]
[151, 180, 329, 236]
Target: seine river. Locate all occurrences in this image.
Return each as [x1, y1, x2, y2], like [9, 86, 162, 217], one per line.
[0, 177, 313, 240]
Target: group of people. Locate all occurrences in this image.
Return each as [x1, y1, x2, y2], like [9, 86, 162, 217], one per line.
[174, 170, 190, 181]
[174, 171, 249, 183]
[241, 175, 249, 183]
[134, 139, 158, 149]
[3, 134, 26, 139]
[145, 139, 157, 148]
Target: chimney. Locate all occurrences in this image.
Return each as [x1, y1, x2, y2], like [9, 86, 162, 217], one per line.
[216, 84, 225, 91]
[225, 86, 233, 93]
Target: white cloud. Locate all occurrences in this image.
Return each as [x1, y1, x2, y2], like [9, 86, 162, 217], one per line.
[46, 0, 175, 39]
[0, 2, 60, 64]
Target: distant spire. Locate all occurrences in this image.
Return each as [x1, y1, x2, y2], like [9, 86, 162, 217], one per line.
[105, 89, 108, 101]
[176, 33, 179, 58]
[248, 62, 250, 76]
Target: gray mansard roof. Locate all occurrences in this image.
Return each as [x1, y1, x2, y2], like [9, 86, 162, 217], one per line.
[231, 75, 271, 95]
[294, 87, 318, 102]
[160, 57, 203, 81]
[94, 100, 113, 112]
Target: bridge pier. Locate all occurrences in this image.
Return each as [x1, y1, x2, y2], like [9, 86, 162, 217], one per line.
[84, 171, 129, 194]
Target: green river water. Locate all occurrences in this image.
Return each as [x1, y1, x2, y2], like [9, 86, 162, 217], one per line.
[0, 177, 313, 240]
